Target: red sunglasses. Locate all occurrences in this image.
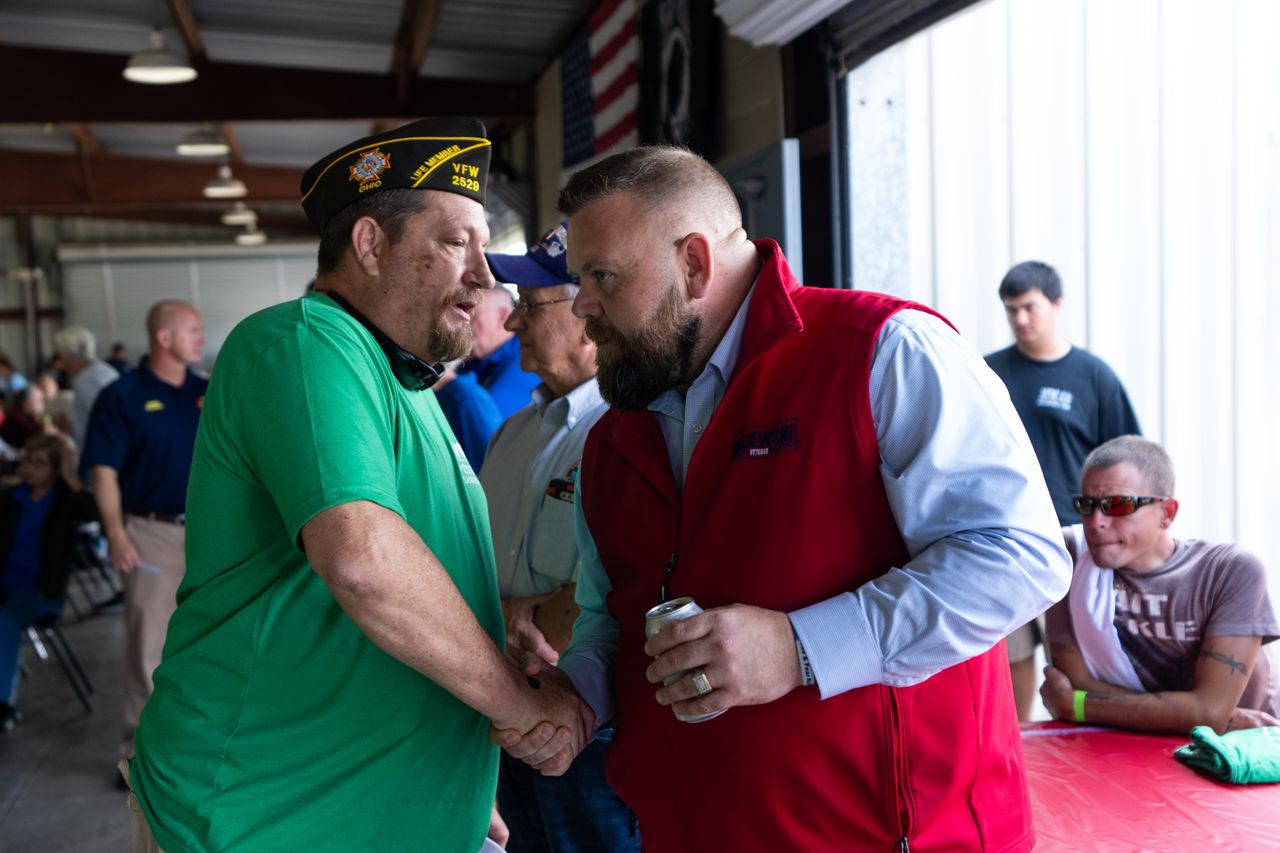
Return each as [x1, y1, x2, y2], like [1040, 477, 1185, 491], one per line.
[1072, 495, 1167, 517]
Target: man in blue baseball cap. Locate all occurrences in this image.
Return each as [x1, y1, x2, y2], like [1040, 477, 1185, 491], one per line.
[457, 241, 548, 419]
[480, 223, 638, 853]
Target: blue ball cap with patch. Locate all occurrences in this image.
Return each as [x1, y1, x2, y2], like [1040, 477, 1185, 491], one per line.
[486, 221, 577, 288]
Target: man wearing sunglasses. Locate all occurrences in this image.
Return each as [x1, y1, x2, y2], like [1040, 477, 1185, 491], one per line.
[1042, 435, 1280, 733]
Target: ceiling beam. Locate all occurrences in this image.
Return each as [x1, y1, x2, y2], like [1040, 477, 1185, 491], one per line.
[391, 0, 446, 100]
[66, 124, 103, 156]
[0, 46, 532, 124]
[0, 148, 303, 212]
[166, 0, 207, 61]
[221, 124, 245, 167]
[66, 124, 102, 203]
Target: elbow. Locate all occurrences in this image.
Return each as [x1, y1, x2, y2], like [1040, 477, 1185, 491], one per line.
[317, 554, 384, 603]
[1199, 698, 1237, 736]
[1042, 541, 1073, 603]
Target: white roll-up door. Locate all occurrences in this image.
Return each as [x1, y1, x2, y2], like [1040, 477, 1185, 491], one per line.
[57, 243, 318, 373]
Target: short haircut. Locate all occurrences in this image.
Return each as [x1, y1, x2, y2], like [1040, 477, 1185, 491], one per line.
[999, 261, 1063, 302]
[1081, 435, 1175, 497]
[316, 188, 432, 274]
[558, 146, 741, 227]
[53, 326, 96, 360]
[23, 432, 67, 470]
[146, 301, 198, 339]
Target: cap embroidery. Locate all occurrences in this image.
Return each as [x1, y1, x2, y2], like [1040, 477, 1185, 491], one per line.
[349, 148, 391, 186]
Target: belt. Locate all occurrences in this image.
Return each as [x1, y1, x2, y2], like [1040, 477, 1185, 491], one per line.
[127, 511, 186, 526]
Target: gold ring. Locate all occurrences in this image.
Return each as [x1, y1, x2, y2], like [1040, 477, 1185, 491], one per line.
[691, 669, 713, 696]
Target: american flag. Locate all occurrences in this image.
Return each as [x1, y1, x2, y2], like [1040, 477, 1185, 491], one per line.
[561, 0, 640, 168]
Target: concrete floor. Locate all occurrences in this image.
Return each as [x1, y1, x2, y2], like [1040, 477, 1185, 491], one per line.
[0, 602, 131, 853]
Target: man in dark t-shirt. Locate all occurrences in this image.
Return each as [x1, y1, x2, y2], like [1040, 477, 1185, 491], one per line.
[986, 261, 1141, 719]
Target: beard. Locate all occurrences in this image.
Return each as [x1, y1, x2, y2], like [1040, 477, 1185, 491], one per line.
[428, 321, 472, 362]
[588, 284, 701, 410]
[426, 289, 483, 362]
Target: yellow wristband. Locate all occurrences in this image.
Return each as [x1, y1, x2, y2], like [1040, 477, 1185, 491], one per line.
[1073, 690, 1087, 723]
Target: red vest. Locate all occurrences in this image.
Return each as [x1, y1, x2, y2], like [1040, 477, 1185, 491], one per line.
[580, 241, 1033, 852]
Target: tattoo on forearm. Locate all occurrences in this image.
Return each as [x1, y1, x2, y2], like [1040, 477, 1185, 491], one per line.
[1200, 649, 1247, 676]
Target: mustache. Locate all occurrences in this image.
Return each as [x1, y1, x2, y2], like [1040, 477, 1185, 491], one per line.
[584, 317, 616, 345]
[449, 289, 486, 311]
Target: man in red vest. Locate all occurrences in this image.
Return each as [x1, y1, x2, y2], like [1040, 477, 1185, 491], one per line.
[495, 147, 1069, 852]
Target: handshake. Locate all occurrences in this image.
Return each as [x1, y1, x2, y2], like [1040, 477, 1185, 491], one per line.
[488, 653, 594, 776]
[488, 602, 804, 775]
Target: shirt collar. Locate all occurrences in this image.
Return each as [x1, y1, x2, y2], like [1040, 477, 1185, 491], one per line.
[646, 279, 757, 416]
[705, 284, 756, 388]
[536, 377, 604, 429]
[138, 355, 196, 391]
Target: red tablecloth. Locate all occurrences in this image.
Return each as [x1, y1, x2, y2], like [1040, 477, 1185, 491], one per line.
[1022, 722, 1280, 851]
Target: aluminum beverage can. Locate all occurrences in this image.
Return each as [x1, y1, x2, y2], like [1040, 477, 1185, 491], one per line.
[643, 597, 723, 723]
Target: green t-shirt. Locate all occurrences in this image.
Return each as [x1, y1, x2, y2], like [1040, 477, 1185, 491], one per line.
[131, 292, 503, 852]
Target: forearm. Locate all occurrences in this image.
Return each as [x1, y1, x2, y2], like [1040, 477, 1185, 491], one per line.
[1076, 688, 1228, 735]
[1049, 638, 1258, 734]
[333, 573, 528, 722]
[1050, 644, 1143, 696]
[790, 527, 1068, 697]
[306, 502, 533, 729]
[558, 589, 619, 729]
[90, 466, 126, 536]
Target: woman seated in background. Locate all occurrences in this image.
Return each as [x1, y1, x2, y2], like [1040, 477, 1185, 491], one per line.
[0, 434, 97, 732]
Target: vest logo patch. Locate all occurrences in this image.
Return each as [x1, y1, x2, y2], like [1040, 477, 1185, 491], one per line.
[1036, 386, 1074, 412]
[144, 400, 165, 412]
[731, 418, 799, 461]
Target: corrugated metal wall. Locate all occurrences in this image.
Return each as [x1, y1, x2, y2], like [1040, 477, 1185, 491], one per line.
[847, 0, 1280, 591]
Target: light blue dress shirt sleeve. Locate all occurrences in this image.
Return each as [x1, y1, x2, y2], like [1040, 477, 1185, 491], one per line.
[788, 310, 1071, 697]
[557, 473, 620, 728]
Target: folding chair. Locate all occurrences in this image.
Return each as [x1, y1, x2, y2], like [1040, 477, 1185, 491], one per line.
[23, 613, 94, 713]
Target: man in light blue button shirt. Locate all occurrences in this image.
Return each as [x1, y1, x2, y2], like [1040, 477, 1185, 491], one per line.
[481, 224, 638, 853]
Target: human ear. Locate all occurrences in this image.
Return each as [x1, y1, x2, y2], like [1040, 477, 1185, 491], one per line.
[680, 233, 714, 300]
[351, 217, 385, 276]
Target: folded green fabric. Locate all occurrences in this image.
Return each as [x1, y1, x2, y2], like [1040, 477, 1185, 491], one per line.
[1174, 725, 1280, 784]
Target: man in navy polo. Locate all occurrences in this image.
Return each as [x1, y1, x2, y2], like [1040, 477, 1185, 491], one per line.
[83, 300, 207, 767]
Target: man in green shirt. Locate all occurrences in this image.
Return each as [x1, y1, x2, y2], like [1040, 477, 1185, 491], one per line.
[124, 119, 592, 853]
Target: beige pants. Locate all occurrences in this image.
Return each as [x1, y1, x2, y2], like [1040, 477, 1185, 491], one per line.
[119, 759, 166, 853]
[120, 516, 186, 757]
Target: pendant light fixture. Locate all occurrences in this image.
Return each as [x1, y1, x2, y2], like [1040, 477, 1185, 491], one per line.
[123, 27, 197, 84]
[203, 165, 247, 199]
[235, 224, 267, 246]
[177, 125, 229, 157]
[220, 201, 258, 226]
